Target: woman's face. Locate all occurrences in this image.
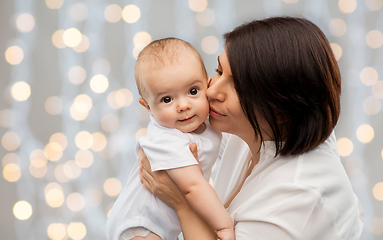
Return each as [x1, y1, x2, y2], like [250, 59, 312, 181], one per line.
[206, 49, 256, 141]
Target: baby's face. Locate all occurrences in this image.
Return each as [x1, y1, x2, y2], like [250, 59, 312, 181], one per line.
[141, 56, 209, 133]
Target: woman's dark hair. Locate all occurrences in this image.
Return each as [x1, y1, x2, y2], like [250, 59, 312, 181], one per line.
[223, 16, 341, 156]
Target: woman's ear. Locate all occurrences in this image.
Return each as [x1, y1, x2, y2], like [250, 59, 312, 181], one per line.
[139, 98, 150, 112]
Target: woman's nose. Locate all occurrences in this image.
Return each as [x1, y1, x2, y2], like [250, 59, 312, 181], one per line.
[206, 77, 225, 102]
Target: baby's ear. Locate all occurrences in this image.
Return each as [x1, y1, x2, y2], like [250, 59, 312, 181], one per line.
[207, 77, 212, 87]
[139, 98, 150, 112]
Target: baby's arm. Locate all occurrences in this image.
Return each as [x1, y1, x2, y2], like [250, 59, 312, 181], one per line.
[167, 165, 234, 240]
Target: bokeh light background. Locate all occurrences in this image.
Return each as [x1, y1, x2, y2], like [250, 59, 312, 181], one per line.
[0, 0, 382, 239]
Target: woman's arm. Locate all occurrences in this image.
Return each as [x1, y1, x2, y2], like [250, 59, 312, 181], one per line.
[138, 145, 216, 240]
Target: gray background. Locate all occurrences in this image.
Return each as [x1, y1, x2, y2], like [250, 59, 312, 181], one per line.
[1, 0, 382, 239]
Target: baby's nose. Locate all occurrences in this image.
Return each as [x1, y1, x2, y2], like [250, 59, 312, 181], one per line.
[177, 99, 191, 112]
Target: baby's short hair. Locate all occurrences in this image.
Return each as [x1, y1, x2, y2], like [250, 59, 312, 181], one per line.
[134, 37, 207, 98]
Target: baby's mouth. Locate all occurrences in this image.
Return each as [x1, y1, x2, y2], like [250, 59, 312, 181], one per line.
[179, 115, 195, 122]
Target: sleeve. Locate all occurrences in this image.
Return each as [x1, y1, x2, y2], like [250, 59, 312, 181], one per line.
[137, 131, 198, 172]
[233, 183, 339, 240]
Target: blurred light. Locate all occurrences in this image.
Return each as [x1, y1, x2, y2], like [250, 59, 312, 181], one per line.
[47, 223, 67, 240]
[75, 131, 94, 150]
[75, 150, 94, 168]
[45, 96, 63, 115]
[46, 0, 64, 9]
[50, 132, 68, 150]
[91, 132, 107, 152]
[133, 44, 146, 59]
[2, 132, 20, 151]
[101, 114, 119, 132]
[330, 43, 343, 60]
[196, 8, 215, 26]
[373, 182, 383, 200]
[92, 58, 111, 75]
[68, 66, 86, 85]
[52, 30, 66, 48]
[108, 89, 134, 109]
[372, 81, 383, 98]
[103, 178, 121, 197]
[360, 67, 378, 86]
[29, 161, 47, 178]
[73, 94, 92, 113]
[0, 109, 15, 128]
[13, 201, 32, 220]
[16, 13, 35, 32]
[283, 0, 299, 3]
[90, 74, 109, 93]
[105, 4, 122, 23]
[370, 217, 383, 235]
[70, 3, 88, 22]
[64, 160, 82, 179]
[135, 128, 147, 140]
[2, 153, 20, 167]
[356, 124, 374, 143]
[5, 46, 24, 65]
[189, 0, 208, 12]
[3, 163, 21, 182]
[67, 222, 86, 240]
[201, 36, 219, 54]
[133, 32, 152, 47]
[338, 0, 357, 13]
[11, 81, 31, 101]
[366, 30, 383, 49]
[337, 138, 353, 157]
[45, 183, 64, 208]
[29, 149, 48, 178]
[44, 142, 63, 161]
[84, 188, 102, 206]
[30, 149, 47, 162]
[116, 88, 134, 107]
[70, 105, 89, 121]
[63, 28, 82, 47]
[55, 164, 70, 182]
[366, 0, 383, 11]
[30, 158, 46, 168]
[363, 96, 381, 115]
[329, 18, 347, 37]
[67, 193, 85, 212]
[122, 5, 140, 23]
[73, 34, 90, 53]
[107, 91, 120, 109]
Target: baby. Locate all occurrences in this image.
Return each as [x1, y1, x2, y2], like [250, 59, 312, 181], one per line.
[106, 38, 234, 240]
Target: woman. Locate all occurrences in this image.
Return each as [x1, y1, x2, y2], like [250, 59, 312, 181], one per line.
[139, 17, 364, 240]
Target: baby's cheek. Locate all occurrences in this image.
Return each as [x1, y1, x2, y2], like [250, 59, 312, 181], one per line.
[156, 110, 177, 128]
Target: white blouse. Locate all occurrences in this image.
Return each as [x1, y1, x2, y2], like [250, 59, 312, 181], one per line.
[213, 132, 364, 240]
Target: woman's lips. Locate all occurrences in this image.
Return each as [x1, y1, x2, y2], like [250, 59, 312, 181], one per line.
[209, 107, 225, 117]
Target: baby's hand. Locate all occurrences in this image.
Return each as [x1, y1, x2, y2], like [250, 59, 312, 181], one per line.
[216, 228, 235, 240]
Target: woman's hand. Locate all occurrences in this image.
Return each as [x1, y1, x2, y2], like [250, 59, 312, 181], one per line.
[138, 143, 199, 211]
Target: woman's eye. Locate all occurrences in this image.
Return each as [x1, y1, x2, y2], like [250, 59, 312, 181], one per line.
[189, 88, 198, 95]
[161, 96, 172, 103]
[215, 68, 223, 75]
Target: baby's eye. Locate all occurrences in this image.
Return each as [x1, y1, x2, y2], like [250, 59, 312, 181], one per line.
[161, 96, 172, 103]
[189, 88, 198, 95]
